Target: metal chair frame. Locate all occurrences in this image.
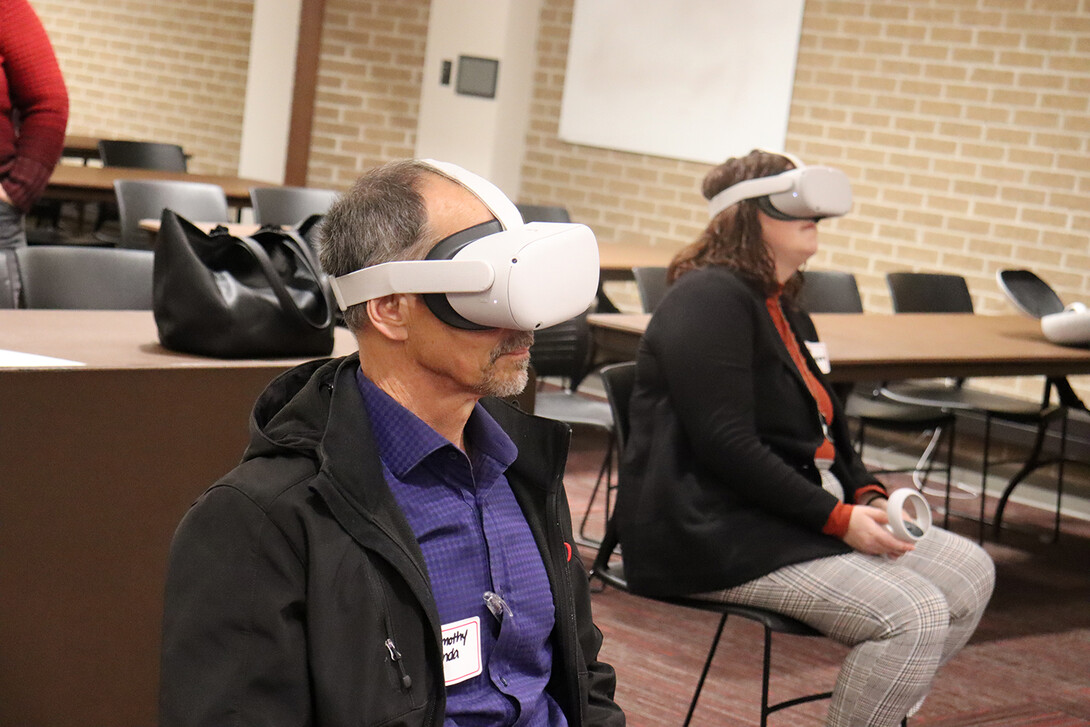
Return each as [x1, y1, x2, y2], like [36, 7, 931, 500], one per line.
[593, 362, 908, 726]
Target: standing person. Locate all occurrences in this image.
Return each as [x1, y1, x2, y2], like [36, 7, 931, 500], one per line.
[159, 159, 625, 727]
[615, 149, 994, 727]
[0, 0, 69, 302]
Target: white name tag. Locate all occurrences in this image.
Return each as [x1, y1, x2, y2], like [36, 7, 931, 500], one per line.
[805, 340, 831, 374]
[441, 616, 483, 686]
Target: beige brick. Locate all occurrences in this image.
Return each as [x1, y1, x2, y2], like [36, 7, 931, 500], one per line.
[1021, 208, 1070, 227]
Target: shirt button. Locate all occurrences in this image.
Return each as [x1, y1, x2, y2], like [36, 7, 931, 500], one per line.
[500, 677, 509, 687]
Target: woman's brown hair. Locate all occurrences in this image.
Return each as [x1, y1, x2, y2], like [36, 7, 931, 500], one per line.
[668, 149, 799, 298]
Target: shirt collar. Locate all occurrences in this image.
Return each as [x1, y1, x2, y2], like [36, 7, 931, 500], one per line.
[355, 369, 517, 479]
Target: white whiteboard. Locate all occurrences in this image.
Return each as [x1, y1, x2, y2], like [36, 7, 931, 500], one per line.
[559, 0, 805, 164]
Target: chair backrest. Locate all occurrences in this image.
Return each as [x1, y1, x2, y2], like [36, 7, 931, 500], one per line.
[250, 186, 339, 226]
[590, 361, 637, 574]
[887, 272, 974, 313]
[997, 269, 1065, 319]
[97, 140, 187, 172]
[798, 269, 864, 314]
[515, 203, 572, 223]
[600, 361, 637, 449]
[529, 307, 593, 391]
[14, 245, 154, 309]
[632, 266, 669, 313]
[114, 179, 229, 249]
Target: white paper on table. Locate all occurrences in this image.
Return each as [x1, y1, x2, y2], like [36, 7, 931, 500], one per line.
[0, 349, 86, 368]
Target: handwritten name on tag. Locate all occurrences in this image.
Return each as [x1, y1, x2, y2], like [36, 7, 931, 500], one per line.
[441, 616, 482, 686]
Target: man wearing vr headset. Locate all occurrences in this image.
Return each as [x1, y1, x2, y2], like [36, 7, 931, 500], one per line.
[159, 159, 624, 727]
[614, 149, 994, 727]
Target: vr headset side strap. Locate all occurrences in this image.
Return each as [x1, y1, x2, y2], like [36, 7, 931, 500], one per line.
[707, 173, 796, 219]
[329, 260, 494, 311]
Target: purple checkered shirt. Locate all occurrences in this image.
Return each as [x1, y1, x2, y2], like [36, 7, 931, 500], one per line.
[356, 371, 566, 727]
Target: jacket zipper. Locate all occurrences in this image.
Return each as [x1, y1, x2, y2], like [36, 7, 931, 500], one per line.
[384, 638, 413, 690]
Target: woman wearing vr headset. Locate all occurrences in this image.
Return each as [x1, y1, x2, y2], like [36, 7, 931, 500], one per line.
[615, 149, 994, 726]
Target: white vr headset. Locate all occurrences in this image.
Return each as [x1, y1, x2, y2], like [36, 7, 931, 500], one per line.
[707, 165, 853, 221]
[328, 159, 600, 331]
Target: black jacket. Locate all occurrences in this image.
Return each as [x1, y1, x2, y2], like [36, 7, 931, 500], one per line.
[616, 267, 881, 597]
[159, 354, 624, 727]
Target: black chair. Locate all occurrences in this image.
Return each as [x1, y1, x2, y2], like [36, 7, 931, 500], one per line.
[97, 140, 187, 171]
[113, 180, 229, 250]
[14, 245, 153, 309]
[515, 203, 571, 223]
[798, 271, 957, 506]
[94, 141, 189, 239]
[250, 186, 339, 226]
[994, 269, 1088, 538]
[592, 361, 854, 727]
[631, 265, 668, 312]
[530, 307, 614, 545]
[884, 272, 1069, 542]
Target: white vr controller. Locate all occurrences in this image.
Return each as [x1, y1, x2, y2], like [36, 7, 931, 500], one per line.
[885, 488, 932, 542]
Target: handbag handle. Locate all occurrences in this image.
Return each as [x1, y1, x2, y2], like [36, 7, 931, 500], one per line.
[231, 231, 334, 331]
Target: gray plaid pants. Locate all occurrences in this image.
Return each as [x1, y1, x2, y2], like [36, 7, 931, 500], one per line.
[697, 527, 995, 726]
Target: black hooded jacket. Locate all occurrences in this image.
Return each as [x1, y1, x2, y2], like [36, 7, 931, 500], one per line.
[159, 354, 623, 727]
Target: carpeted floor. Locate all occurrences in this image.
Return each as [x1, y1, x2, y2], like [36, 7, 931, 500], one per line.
[562, 425, 1090, 726]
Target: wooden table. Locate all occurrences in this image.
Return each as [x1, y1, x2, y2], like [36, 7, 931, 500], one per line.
[61, 134, 103, 162]
[589, 312, 1090, 382]
[138, 218, 264, 236]
[0, 311, 356, 727]
[45, 164, 274, 207]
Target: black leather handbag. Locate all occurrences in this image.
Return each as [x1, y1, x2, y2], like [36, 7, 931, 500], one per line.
[153, 209, 336, 358]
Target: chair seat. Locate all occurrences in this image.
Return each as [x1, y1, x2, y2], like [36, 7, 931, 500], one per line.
[596, 559, 823, 637]
[845, 390, 953, 427]
[882, 382, 1060, 422]
[533, 390, 613, 430]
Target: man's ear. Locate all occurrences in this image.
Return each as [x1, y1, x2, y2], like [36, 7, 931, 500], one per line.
[366, 294, 411, 341]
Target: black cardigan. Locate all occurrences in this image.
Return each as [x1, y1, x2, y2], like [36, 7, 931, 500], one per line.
[615, 266, 883, 597]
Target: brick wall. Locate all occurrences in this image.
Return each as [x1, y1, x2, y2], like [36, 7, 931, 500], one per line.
[523, 0, 1090, 399]
[304, 0, 431, 189]
[525, 0, 1089, 311]
[34, 0, 253, 176]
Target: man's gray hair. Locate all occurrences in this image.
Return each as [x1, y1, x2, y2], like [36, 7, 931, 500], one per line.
[318, 159, 437, 332]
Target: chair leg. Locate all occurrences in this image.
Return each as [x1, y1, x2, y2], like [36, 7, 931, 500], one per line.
[682, 613, 728, 727]
[760, 624, 774, 727]
[993, 409, 1068, 543]
[978, 414, 993, 544]
[942, 418, 955, 529]
[576, 431, 615, 547]
[1053, 413, 1068, 543]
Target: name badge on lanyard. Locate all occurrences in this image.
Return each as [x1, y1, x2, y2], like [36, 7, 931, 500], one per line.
[441, 616, 483, 686]
[805, 340, 831, 374]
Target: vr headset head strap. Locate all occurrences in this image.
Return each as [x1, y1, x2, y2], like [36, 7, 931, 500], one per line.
[419, 159, 524, 231]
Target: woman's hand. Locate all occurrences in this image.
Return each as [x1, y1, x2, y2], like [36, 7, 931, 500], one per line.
[842, 505, 915, 558]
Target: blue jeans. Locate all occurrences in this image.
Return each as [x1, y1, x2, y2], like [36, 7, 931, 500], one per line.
[0, 199, 25, 306]
[0, 199, 27, 250]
